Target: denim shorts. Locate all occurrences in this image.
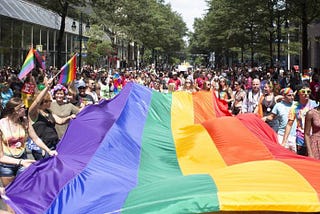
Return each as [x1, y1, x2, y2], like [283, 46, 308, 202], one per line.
[0, 153, 27, 177]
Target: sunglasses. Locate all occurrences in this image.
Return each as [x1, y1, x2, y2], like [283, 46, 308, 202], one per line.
[43, 100, 52, 103]
[299, 89, 311, 95]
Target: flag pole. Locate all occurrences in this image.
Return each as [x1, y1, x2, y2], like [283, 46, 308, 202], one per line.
[52, 69, 63, 80]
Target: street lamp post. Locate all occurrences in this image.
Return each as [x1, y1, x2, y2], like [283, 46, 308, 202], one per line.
[277, 10, 281, 64]
[275, 0, 286, 68]
[268, 0, 275, 68]
[72, 12, 90, 69]
[285, 20, 290, 71]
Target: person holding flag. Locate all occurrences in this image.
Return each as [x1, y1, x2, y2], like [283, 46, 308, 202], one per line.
[21, 74, 38, 109]
[18, 48, 47, 109]
[28, 78, 74, 160]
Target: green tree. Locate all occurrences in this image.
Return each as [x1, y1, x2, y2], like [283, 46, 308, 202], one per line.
[86, 25, 112, 67]
[190, 0, 320, 70]
[91, 0, 187, 66]
[287, 0, 320, 70]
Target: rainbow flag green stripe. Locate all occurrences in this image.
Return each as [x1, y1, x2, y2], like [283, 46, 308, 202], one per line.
[123, 92, 220, 213]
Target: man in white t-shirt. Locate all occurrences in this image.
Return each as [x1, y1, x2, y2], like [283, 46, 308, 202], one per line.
[241, 78, 262, 113]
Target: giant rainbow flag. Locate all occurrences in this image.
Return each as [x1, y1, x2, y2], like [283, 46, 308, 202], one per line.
[4, 83, 320, 213]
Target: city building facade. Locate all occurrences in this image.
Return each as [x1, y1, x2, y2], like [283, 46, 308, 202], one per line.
[0, 0, 89, 68]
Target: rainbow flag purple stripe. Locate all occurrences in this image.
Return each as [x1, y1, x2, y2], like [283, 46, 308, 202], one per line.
[4, 83, 320, 213]
[58, 54, 77, 84]
[18, 48, 35, 80]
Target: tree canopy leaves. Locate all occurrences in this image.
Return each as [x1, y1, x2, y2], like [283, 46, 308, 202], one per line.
[189, 0, 320, 69]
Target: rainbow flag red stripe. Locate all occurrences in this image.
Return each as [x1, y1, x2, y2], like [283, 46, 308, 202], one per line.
[58, 54, 77, 84]
[18, 48, 35, 80]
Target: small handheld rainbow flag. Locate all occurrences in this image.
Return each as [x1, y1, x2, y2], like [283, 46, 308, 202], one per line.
[34, 49, 46, 70]
[18, 48, 35, 80]
[58, 54, 77, 84]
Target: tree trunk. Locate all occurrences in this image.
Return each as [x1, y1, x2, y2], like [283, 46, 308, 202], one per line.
[56, 2, 69, 69]
[301, 2, 309, 70]
[241, 47, 244, 64]
[269, 31, 274, 68]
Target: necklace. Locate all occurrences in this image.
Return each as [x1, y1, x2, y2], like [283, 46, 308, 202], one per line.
[264, 94, 274, 113]
[40, 109, 55, 124]
[40, 110, 50, 119]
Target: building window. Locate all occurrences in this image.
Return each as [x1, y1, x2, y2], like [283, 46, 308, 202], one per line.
[12, 21, 22, 49]
[0, 16, 12, 48]
[22, 23, 32, 50]
[33, 25, 41, 48]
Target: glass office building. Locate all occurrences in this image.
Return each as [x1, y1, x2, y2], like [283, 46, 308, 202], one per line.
[0, 0, 88, 68]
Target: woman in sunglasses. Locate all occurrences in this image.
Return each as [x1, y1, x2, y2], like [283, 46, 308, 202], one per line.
[281, 84, 318, 156]
[28, 79, 74, 160]
[231, 81, 245, 115]
[217, 77, 234, 110]
[0, 98, 36, 211]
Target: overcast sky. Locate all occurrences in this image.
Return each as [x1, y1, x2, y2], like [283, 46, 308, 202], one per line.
[165, 0, 208, 32]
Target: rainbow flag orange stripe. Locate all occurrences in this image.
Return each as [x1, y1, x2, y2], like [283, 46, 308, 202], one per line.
[58, 54, 77, 84]
[18, 48, 35, 80]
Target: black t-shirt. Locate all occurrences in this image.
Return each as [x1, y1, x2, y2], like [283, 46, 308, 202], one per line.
[33, 110, 59, 149]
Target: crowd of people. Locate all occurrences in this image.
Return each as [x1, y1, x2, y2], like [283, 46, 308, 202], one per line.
[0, 64, 319, 211]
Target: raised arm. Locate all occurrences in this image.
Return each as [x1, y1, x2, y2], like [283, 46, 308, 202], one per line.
[28, 78, 53, 121]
